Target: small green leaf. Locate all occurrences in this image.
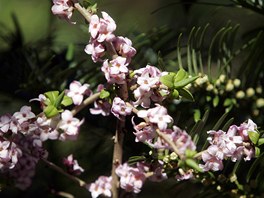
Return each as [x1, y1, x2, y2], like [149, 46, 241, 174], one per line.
[174, 76, 198, 89]
[178, 88, 194, 101]
[44, 91, 59, 105]
[194, 109, 201, 122]
[174, 69, 187, 82]
[248, 131, 260, 145]
[171, 89, 179, 99]
[213, 95, 219, 107]
[223, 98, 232, 106]
[255, 146, 260, 157]
[61, 95, 73, 107]
[100, 89, 110, 99]
[186, 158, 202, 172]
[160, 73, 175, 88]
[54, 91, 65, 108]
[44, 105, 59, 118]
[246, 152, 264, 182]
[258, 138, 264, 146]
[206, 96, 211, 102]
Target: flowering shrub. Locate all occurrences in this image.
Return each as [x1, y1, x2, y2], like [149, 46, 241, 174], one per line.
[0, 0, 264, 198]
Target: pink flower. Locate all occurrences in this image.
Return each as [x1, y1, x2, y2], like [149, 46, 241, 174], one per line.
[133, 65, 165, 108]
[58, 110, 84, 141]
[88, 176, 112, 198]
[66, 80, 91, 105]
[90, 100, 111, 116]
[84, 39, 105, 62]
[0, 114, 12, 133]
[133, 88, 153, 108]
[132, 120, 156, 143]
[111, 97, 132, 120]
[97, 12, 116, 42]
[109, 56, 129, 75]
[89, 14, 100, 38]
[113, 36, 136, 62]
[199, 147, 224, 171]
[0, 140, 22, 170]
[237, 119, 258, 141]
[63, 154, 84, 175]
[30, 115, 59, 142]
[13, 106, 35, 125]
[116, 163, 146, 194]
[89, 12, 116, 42]
[101, 57, 128, 84]
[170, 126, 196, 154]
[137, 104, 173, 131]
[51, 0, 76, 23]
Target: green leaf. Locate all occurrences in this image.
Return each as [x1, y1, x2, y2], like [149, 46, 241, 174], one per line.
[44, 91, 59, 105]
[222, 117, 234, 131]
[174, 76, 198, 89]
[160, 73, 175, 88]
[257, 138, 264, 146]
[61, 95, 73, 107]
[255, 147, 260, 157]
[248, 131, 260, 145]
[223, 98, 232, 106]
[186, 159, 202, 172]
[99, 89, 110, 99]
[44, 104, 59, 118]
[54, 91, 65, 108]
[193, 109, 201, 122]
[213, 95, 219, 107]
[174, 69, 187, 82]
[206, 96, 211, 102]
[247, 152, 264, 182]
[171, 89, 179, 99]
[212, 112, 229, 130]
[178, 88, 194, 101]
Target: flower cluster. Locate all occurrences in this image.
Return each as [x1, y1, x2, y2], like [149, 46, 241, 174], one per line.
[133, 65, 168, 108]
[85, 11, 136, 84]
[115, 163, 147, 194]
[0, 94, 84, 188]
[115, 161, 168, 194]
[200, 119, 258, 171]
[88, 176, 112, 198]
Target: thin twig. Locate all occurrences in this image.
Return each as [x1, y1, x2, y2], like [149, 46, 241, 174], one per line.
[42, 158, 87, 188]
[74, 3, 92, 23]
[71, 92, 100, 116]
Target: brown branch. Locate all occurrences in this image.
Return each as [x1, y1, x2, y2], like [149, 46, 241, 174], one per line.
[73, 4, 127, 197]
